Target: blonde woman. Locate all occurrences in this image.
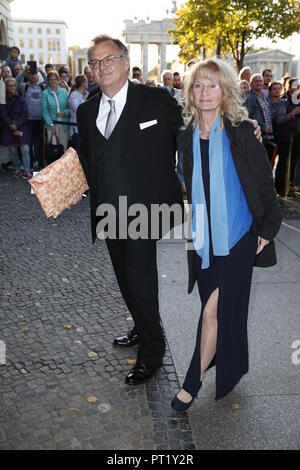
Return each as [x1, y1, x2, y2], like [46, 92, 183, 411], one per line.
[171, 58, 282, 411]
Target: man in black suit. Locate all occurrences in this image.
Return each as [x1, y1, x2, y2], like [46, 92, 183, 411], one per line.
[77, 35, 184, 385]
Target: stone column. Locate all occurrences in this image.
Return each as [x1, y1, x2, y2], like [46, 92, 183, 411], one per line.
[142, 42, 149, 81]
[159, 42, 167, 78]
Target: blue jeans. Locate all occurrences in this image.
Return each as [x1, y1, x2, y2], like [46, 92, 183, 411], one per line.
[10, 145, 31, 173]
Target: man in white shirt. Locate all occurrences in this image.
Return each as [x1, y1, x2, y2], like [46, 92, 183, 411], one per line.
[77, 35, 184, 386]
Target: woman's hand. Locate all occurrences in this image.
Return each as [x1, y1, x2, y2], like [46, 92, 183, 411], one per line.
[246, 118, 262, 143]
[57, 111, 65, 118]
[256, 236, 270, 255]
[10, 124, 17, 132]
[50, 126, 57, 135]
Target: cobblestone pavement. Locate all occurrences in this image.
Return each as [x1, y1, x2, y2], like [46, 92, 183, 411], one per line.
[0, 170, 195, 450]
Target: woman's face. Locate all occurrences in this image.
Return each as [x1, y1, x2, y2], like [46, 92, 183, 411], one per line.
[192, 72, 224, 114]
[241, 69, 251, 82]
[6, 81, 16, 96]
[49, 75, 59, 90]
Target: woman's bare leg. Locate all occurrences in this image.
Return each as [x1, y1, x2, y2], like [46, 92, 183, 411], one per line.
[178, 288, 219, 403]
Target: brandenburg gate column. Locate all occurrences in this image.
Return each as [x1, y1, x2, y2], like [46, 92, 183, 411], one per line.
[159, 42, 167, 79]
[142, 42, 149, 81]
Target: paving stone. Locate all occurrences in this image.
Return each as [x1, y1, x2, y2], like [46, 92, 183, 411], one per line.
[0, 170, 194, 450]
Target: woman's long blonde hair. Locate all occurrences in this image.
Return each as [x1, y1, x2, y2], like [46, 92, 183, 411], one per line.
[183, 57, 248, 128]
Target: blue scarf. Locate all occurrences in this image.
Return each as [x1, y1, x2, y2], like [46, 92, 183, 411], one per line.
[191, 116, 252, 269]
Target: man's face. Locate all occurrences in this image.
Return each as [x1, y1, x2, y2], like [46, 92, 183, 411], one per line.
[1, 66, 12, 79]
[84, 67, 94, 82]
[60, 72, 69, 82]
[90, 41, 129, 92]
[14, 64, 22, 75]
[29, 72, 39, 85]
[6, 81, 16, 96]
[270, 84, 282, 99]
[263, 71, 272, 86]
[163, 73, 173, 88]
[10, 49, 19, 61]
[251, 76, 263, 92]
[132, 70, 142, 81]
[173, 74, 182, 89]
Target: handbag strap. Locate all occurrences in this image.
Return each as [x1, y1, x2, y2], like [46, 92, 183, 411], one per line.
[50, 133, 61, 146]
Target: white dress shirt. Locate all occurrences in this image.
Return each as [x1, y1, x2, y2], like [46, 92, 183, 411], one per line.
[96, 80, 129, 136]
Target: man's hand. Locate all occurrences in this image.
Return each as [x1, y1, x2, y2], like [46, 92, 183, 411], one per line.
[256, 236, 270, 255]
[246, 118, 262, 143]
[9, 124, 17, 132]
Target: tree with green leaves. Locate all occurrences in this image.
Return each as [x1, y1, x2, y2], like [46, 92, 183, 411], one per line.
[171, 0, 300, 70]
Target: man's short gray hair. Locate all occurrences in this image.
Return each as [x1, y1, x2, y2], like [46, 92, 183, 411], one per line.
[4, 77, 17, 86]
[87, 35, 129, 61]
[161, 69, 173, 81]
[250, 74, 263, 86]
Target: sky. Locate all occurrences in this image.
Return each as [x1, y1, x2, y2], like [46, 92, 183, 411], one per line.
[11, 0, 184, 48]
[11, 0, 185, 71]
[10, 0, 299, 71]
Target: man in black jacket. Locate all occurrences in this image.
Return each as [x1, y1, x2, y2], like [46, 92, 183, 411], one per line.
[77, 35, 183, 385]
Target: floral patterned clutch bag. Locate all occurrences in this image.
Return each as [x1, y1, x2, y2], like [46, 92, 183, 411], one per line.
[29, 147, 89, 219]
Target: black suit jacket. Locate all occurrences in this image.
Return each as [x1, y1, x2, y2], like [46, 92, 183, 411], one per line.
[182, 117, 283, 293]
[77, 81, 184, 243]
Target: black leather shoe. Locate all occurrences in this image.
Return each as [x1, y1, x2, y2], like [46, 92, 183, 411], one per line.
[113, 332, 140, 347]
[125, 363, 162, 386]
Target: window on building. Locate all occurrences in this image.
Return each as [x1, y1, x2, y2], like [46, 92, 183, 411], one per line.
[57, 41, 61, 51]
[21, 54, 25, 63]
[18, 27, 24, 34]
[48, 55, 53, 64]
[38, 39, 43, 49]
[39, 53, 44, 65]
[47, 28, 52, 34]
[28, 28, 33, 34]
[30, 54, 34, 61]
[19, 39, 24, 48]
[38, 28, 42, 34]
[56, 29, 60, 35]
[52, 41, 57, 51]
[29, 39, 34, 49]
[57, 54, 62, 65]
[48, 40, 52, 51]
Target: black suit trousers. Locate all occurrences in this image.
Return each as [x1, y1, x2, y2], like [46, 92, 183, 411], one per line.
[105, 237, 165, 366]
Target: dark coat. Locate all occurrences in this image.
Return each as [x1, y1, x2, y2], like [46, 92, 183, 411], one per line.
[182, 117, 283, 294]
[77, 81, 184, 243]
[245, 90, 266, 134]
[0, 95, 30, 146]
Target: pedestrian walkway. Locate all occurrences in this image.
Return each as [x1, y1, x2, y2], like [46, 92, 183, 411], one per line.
[0, 169, 299, 450]
[0, 171, 194, 450]
[158, 206, 300, 450]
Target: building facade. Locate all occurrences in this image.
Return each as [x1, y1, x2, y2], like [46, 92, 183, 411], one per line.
[243, 49, 295, 80]
[12, 18, 68, 67]
[0, 0, 15, 61]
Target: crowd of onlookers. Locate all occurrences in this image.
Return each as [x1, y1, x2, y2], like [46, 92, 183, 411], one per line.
[236, 66, 300, 197]
[0, 45, 299, 198]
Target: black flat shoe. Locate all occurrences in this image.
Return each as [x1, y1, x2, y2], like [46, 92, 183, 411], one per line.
[113, 331, 140, 347]
[125, 363, 162, 386]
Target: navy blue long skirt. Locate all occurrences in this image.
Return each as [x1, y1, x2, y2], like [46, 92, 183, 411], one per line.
[182, 223, 258, 400]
